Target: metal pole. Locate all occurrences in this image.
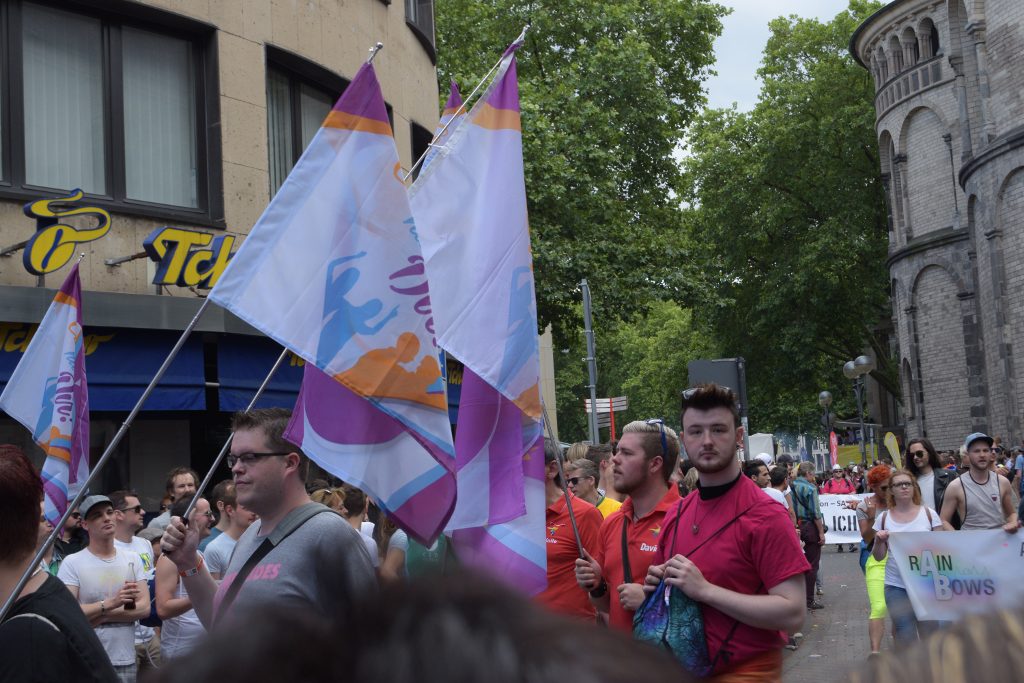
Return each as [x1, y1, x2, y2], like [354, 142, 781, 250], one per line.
[541, 402, 584, 557]
[855, 378, 867, 466]
[182, 347, 290, 520]
[581, 279, 599, 444]
[1, 297, 213, 622]
[737, 357, 751, 459]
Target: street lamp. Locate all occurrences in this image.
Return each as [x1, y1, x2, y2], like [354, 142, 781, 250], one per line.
[843, 355, 875, 466]
[818, 391, 833, 472]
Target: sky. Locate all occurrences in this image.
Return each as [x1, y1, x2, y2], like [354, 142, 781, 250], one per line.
[705, 0, 852, 112]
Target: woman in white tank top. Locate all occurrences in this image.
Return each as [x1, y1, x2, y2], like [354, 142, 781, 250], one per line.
[155, 498, 213, 660]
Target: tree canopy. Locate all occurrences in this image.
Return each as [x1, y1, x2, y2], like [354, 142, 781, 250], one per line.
[435, 0, 729, 338]
[681, 0, 892, 432]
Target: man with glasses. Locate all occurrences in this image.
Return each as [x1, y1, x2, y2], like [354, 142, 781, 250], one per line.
[574, 419, 682, 631]
[160, 408, 375, 629]
[110, 490, 160, 673]
[644, 384, 808, 680]
[904, 438, 958, 527]
[566, 459, 621, 518]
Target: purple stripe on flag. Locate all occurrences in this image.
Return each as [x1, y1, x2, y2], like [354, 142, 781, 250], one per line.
[285, 363, 456, 544]
[454, 367, 526, 525]
[331, 62, 390, 125]
[444, 80, 463, 111]
[486, 58, 521, 112]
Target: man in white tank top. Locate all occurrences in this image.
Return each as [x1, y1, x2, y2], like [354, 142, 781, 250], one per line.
[940, 433, 1019, 532]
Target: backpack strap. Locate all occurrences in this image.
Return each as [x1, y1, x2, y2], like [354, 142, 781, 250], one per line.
[213, 503, 333, 626]
[2, 613, 59, 632]
[925, 506, 933, 526]
[880, 510, 887, 531]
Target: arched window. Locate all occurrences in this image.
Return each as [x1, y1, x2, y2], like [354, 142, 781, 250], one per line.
[901, 27, 920, 66]
[889, 35, 904, 73]
[918, 18, 940, 59]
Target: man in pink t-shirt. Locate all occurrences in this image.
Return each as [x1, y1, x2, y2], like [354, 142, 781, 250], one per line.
[645, 385, 809, 680]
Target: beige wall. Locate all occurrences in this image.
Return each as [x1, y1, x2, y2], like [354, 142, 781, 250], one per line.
[0, 0, 439, 296]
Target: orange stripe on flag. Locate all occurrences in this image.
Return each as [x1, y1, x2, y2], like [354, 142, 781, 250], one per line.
[323, 110, 393, 136]
[473, 104, 521, 131]
[53, 292, 78, 307]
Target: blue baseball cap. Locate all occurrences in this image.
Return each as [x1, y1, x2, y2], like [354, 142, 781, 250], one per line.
[962, 432, 993, 451]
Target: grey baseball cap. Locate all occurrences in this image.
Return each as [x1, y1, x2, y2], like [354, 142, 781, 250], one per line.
[962, 432, 994, 451]
[79, 495, 113, 519]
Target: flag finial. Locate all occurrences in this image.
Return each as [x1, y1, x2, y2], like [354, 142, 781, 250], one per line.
[367, 42, 384, 64]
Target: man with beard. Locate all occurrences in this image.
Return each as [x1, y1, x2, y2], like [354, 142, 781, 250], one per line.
[941, 433, 1019, 532]
[574, 420, 681, 631]
[645, 384, 808, 680]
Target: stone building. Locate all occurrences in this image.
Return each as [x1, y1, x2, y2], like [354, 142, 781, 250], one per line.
[0, 0, 446, 504]
[851, 0, 1024, 450]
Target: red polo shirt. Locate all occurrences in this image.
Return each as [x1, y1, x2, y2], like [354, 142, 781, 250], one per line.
[593, 486, 681, 631]
[536, 493, 603, 618]
[655, 476, 810, 674]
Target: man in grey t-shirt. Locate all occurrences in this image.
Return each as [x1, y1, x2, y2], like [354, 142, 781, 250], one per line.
[161, 408, 376, 628]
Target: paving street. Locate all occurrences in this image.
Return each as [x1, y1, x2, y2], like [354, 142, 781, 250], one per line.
[784, 547, 874, 682]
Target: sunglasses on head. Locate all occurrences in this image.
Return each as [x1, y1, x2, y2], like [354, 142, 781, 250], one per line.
[645, 418, 668, 456]
[118, 505, 143, 514]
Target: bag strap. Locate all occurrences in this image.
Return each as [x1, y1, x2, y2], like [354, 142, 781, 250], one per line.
[925, 506, 933, 526]
[213, 503, 332, 626]
[880, 510, 887, 531]
[621, 516, 633, 584]
[2, 612, 60, 632]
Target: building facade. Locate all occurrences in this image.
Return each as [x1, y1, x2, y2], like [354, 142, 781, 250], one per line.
[0, 0, 447, 505]
[852, 0, 1024, 450]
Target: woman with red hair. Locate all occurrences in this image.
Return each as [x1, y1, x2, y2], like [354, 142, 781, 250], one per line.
[856, 465, 892, 656]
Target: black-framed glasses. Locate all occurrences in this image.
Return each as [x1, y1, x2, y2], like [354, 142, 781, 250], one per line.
[909, 450, 928, 458]
[117, 505, 143, 514]
[70, 512, 81, 519]
[645, 418, 668, 457]
[567, 477, 581, 486]
[681, 385, 734, 400]
[226, 451, 291, 468]
[892, 481, 914, 489]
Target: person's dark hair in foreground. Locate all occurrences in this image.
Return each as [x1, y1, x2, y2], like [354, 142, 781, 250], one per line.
[156, 573, 691, 683]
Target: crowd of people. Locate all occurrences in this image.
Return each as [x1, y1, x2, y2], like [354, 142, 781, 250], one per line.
[3, 394, 1024, 682]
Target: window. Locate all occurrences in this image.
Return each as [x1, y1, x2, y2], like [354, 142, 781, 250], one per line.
[266, 67, 337, 196]
[405, 0, 436, 62]
[0, 1, 219, 221]
[410, 121, 433, 181]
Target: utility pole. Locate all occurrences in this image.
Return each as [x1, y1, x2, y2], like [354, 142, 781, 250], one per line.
[581, 279, 600, 444]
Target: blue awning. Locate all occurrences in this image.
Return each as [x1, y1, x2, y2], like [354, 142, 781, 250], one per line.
[216, 335, 304, 412]
[0, 324, 205, 411]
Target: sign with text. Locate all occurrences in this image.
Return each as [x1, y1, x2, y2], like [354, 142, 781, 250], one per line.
[22, 190, 111, 275]
[889, 530, 1024, 621]
[820, 493, 867, 544]
[143, 226, 235, 289]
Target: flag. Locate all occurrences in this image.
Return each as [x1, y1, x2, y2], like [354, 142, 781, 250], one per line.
[421, 81, 464, 170]
[0, 264, 89, 526]
[209, 62, 456, 543]
[409, 42, 546, 593]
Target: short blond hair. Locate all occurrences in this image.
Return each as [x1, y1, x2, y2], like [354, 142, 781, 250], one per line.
[621, 420, 680, 484]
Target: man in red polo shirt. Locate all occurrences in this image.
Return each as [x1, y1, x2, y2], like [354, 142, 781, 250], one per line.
[574, 419, 681, 630]
[536, 439, 603, 619]
[646, 384, 808, 681]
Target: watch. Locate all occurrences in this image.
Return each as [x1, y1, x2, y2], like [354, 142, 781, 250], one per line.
[100, 600, 106, 615]
[589, 581, 608, 598]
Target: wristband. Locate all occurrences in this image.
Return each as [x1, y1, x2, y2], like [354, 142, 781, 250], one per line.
[100, 599, 106, 615]
[178, 554, 204, 578]
[589, 581, 608, 598]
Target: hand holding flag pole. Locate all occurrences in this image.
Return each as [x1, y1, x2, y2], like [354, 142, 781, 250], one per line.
[181, 348, 290, 521]
[404, 24, 530, 182]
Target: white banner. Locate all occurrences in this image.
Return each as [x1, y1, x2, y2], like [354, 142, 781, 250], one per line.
[819, 493, 867, 544]
[888, 530, 1024, 621]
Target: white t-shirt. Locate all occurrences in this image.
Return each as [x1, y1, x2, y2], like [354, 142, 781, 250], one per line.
[113, 536, 156, 645]
[203, 532, 238, 578]
[361, 532, 380, 568]
[917, 471, 936, 510]
[872, 506, 942, 589]
[763, 487, 789, 508]
[57, 547, 145, 666]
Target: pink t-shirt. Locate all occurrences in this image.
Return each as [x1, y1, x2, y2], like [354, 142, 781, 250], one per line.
[655, 476, 810, 674]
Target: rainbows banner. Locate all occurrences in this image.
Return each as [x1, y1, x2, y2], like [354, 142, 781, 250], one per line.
[888, 530, 1024, 621]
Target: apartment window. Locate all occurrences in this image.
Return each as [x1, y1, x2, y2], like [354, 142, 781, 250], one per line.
[266, 67, 337, 196]
[0, 1, 219, 220]
[405, 0, 436, 61]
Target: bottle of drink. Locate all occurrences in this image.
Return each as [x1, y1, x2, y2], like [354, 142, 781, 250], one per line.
[124, 562, 136, 610]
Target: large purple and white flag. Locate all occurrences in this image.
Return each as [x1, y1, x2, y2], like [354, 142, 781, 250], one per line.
[209, 62, 457, 543]
[410, 42, 547, 593]
[0, 264, 89, 527]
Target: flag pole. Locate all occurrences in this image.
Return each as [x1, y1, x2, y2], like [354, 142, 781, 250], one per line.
[0, 296, 214, 622]
[405, 24, 530, 183]
[182, 347, 290, 520]
[541, 402, 585, 558]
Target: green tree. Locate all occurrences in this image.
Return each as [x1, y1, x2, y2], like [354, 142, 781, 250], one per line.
[554, 300, 716, 442]
[435, 0, 728, 338]
[682, 1, 892, 432]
